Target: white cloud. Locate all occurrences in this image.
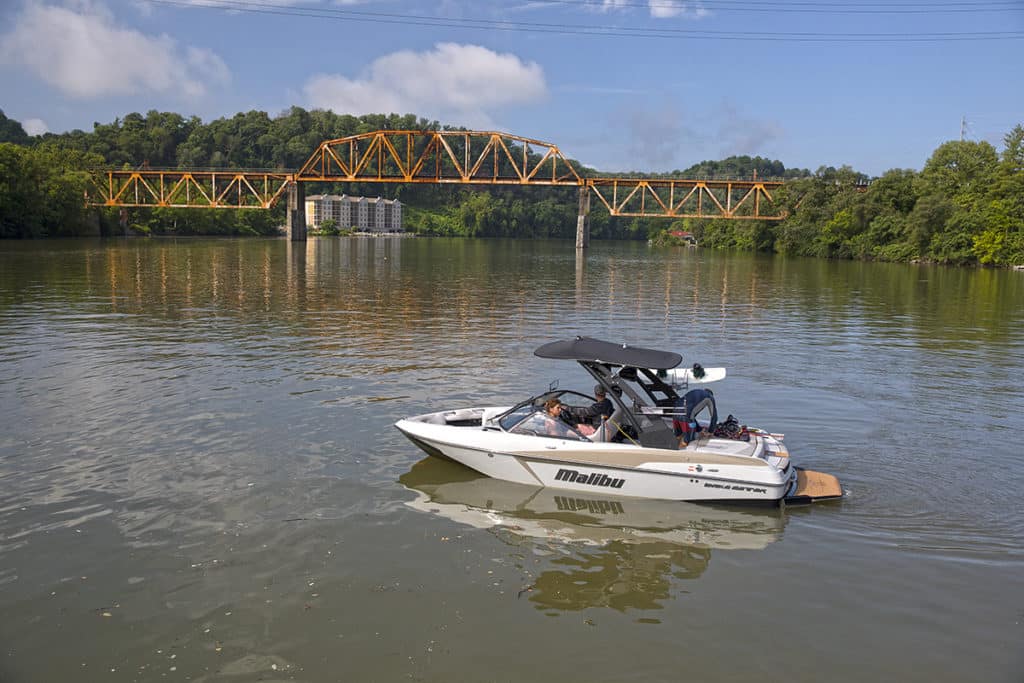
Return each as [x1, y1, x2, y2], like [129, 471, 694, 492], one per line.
[22, 118, 49, 136]
[614, 102, 700, 170]
[649, 1, 711, 18]
[591, 0, 709, 19]
[648, 0, 682, 18]
[184, 46, 231, 96]
[714, 102, 784, 157]
[0, 1, 230, 99]
[599, 99, 780, 171]
[303, 43, 547, 128]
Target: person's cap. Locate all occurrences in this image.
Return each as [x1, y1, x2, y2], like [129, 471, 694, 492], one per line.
[594, 385, 606, 396]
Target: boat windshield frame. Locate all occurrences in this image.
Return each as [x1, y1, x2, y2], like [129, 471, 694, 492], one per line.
[495, 389, 605, 429]
[495, 388, 625, 442]
[501, 408, 591, 442]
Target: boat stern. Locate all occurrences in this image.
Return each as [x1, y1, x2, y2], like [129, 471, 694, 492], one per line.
[783, 468, 843, 504]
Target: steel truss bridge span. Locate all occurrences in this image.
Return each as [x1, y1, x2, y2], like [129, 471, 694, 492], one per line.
[92, 170, 292, 210]
[87, 130, 785, 221]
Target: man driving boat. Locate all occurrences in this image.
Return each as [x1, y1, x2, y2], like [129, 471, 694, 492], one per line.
[576, 384, 613, 427]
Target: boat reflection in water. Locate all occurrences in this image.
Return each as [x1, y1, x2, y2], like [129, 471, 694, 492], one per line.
[399, 456, 788, 614]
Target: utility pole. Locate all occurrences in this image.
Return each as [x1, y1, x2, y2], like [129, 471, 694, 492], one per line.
[960, 116, 967, 142]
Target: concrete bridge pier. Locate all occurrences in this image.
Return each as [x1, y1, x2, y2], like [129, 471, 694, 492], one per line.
[287, 181, 307, 241]
[575, 186, 590, 250]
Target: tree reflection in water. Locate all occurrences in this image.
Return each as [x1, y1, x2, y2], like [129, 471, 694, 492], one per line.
[527, 539, 711, 613]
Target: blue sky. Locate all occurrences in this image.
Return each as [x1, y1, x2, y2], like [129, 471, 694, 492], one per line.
[1, 0, 1022, 176]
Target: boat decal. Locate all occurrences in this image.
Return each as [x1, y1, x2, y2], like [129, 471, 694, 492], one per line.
[554, 468, 626, 489]
[703, 481, 767, 494]
[512, 454, 546, 486]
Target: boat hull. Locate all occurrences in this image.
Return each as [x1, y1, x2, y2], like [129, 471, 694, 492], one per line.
[396, 416, 796, 503]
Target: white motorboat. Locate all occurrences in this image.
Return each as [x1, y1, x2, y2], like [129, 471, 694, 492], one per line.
[395, 337, 842, 505]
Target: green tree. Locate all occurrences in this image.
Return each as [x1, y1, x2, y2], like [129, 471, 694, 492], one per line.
[0, 110, 30, 145]
[907, 193, 953, 255]
[6, 107, 1021, 265]
[0, 143, 105, 238]
[917, 140, 999, 199]
[1000, 125, 1024, 170]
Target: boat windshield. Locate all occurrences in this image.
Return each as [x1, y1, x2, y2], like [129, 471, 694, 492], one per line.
[515, 412, 588, 440]
[498, 405, 534, 431]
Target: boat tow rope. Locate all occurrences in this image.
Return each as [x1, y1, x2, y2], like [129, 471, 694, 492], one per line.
[604, 416, 641, 446]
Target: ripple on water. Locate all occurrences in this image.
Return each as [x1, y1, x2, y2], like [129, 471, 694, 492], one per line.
[1, 239, 1023, 682]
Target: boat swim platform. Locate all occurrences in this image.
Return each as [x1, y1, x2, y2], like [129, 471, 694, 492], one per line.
[784, 468, 844, 505]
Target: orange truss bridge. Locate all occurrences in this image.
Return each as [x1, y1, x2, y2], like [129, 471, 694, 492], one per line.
[87, 130, 785, 222]
[90, 170, 293, 210]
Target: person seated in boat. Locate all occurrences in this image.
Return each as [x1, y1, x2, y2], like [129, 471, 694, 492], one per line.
[673, 388, 716, 446]
[575, 385, 614, 427]
[543, 398, 595, 437]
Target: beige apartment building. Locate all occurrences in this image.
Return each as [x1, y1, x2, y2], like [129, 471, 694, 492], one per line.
[305, 195, 403, 232]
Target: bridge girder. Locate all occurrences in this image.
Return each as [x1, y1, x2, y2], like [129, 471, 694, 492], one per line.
[85, 130, 787, 220]
[88, 170, 292, 209]
[297, 130, 584, 185]
[588, 178, 785, 220]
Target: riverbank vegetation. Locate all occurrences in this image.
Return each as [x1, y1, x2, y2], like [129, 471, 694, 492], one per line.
[1, 108, 1020, 265]
[680, 129, 1024, 266]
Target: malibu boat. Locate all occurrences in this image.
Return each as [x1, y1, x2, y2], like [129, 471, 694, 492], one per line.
[394, 337, 842, 505]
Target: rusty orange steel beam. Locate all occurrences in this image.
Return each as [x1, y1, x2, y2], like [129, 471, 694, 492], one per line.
[296, 130, 584, 185]
[86, 170, 294, 209]
[586, 178, 786, 220]
[86, 131, 790, 220]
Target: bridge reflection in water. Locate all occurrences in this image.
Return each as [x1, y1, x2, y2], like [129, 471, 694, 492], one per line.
[399, 456, 786, 615]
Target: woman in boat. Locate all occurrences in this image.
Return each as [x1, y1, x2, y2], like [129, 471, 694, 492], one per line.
[544, 398, 595, 437]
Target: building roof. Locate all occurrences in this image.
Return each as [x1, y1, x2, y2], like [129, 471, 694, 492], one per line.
[307, 195, 400, 205]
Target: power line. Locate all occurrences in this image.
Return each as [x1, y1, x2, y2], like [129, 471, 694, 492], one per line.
[541, 0, 1024, 14]
[148, 0, 1024, 42]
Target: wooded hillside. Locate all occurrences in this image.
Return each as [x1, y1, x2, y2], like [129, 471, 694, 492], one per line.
[1, 108, 1020, 266]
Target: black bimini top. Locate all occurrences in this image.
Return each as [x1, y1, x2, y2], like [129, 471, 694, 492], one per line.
[534, 337, 682, 370]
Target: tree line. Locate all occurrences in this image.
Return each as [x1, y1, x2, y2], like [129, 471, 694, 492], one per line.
[0, 108, 1020, 265]
[682, 130, 1024, 266]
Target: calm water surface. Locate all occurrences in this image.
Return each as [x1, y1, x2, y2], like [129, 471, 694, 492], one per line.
[1, 237, 1022, 682]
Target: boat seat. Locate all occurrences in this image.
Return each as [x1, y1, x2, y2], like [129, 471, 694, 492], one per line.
[588, 404, 626, 442]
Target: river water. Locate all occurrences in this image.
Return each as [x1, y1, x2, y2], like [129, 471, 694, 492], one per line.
[0, 237, 1021, 682]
